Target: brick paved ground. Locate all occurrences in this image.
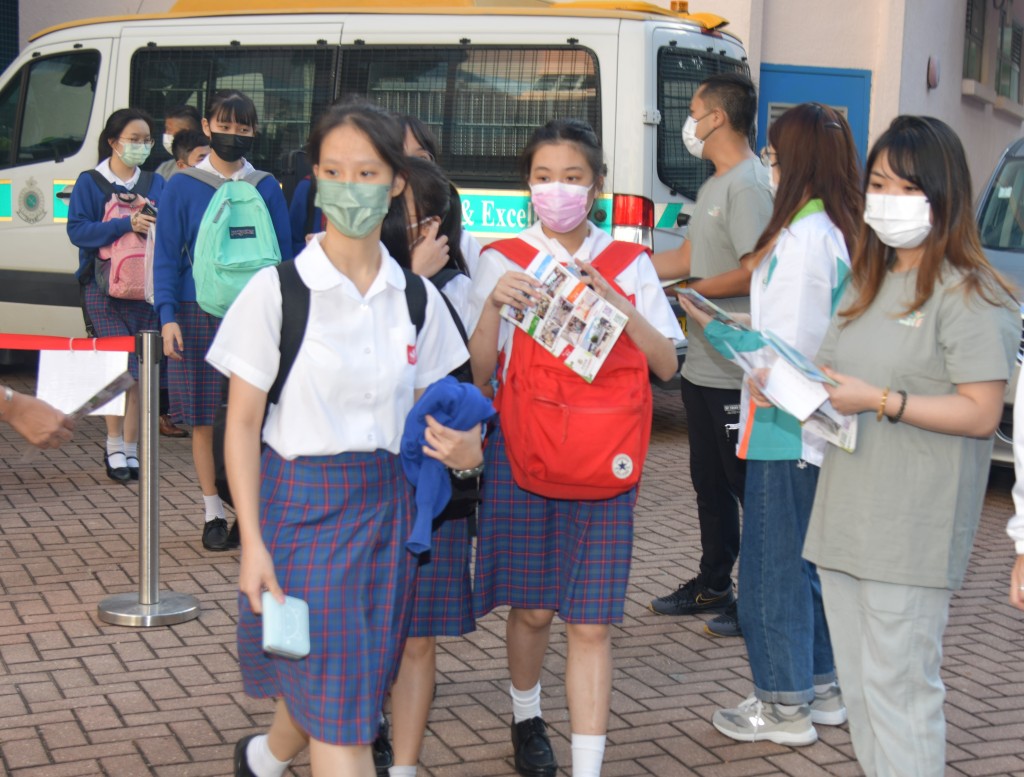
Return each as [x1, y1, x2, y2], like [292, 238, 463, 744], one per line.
[1, 368, 1023, 777]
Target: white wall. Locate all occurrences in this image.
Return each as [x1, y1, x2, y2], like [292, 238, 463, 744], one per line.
[20, 0, 174, 48]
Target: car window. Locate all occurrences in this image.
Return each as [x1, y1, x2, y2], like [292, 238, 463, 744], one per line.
[979, 158, 1024, 253]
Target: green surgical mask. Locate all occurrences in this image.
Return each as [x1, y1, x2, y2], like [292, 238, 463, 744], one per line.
[117, 141, 152, 168]
[315, 179, 391, 239]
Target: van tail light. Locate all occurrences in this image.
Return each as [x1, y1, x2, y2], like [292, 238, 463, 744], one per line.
[612, 193, 654, 248]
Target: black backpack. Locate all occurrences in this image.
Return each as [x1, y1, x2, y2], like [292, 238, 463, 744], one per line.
[212, 262, 428, 509]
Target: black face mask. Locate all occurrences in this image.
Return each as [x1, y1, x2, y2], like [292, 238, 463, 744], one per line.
[209, 132, 254, 163]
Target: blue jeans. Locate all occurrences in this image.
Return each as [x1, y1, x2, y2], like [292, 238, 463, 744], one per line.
[738, 458, 836, 704]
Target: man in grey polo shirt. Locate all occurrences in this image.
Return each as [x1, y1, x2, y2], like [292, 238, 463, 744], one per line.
[650, 72, 773, 637]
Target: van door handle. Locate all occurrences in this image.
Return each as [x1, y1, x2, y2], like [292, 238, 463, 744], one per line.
[676, 212, 689, 227]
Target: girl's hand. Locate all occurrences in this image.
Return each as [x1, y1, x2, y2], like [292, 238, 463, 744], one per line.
[130, 211, 155, 236]
[822, 366, 880, 416]
[423, 416, 483, 470]
[239, 541, 284, 614]
[575, 259, 630, 313]
[747, 369, 773, 409]
[490, 270, 541, 310]
[1010, 555, 1024, 611]
[411, 219, 450, 279]
[677, 294, 712, 330]
[162, 322, 184, 361]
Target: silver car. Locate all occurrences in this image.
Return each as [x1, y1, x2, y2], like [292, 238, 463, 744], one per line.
[976, 138, 1024, 466]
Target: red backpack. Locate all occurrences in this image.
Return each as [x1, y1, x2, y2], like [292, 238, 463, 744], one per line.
[488, 238, 654, 501]
[88, 170, 153, 301]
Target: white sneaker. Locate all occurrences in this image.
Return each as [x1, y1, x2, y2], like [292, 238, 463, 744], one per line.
[712, 695, 818, 746]
[810, 684, 847, 726]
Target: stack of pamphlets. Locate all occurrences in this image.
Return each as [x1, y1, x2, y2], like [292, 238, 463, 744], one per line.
[500, 253, 629, 383]
[676, 288, 857, 452]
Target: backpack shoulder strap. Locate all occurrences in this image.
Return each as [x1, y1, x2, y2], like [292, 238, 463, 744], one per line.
[86, 170, 116, 198]
[243, 170, 273, 188]
[429, 267, 464, 292]
[268, 261, 311, 406]
[135, 170, 155, 197]
[402, 268, 427, 336]
[485, 238, 539, 269]
[591, 240, 649, 280]
[180, 167, 225, 190]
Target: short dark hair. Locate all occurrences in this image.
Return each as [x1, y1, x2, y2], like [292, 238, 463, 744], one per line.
[699, 73, 757, 135]
[97, 107, 154, 162]
[171, 129, 210, 163]
[518, 117, 606, 184]
[205, 89, 258, 129]
[165, 104, 201, 129]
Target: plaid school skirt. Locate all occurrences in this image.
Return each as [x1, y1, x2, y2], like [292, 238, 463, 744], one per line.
[166, 301, 221, 426]
[237, 447, 417, 746]
[472, 424, 637, 624]
[408, 516, 475, 638]
[82, 280, 158, 381]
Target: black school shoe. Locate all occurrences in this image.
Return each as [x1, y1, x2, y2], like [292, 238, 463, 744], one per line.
[104, 450, 131, 484]
[373, 715, 394, 776]
[511, 716, 558, 777]
[202, 517, 241, 551]
[233, 734, 258, 777]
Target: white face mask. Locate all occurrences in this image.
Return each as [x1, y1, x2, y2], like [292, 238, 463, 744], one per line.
[681, 113, 716, 160]
[162, 133, 175, 156]
[863, 193, 932, 249]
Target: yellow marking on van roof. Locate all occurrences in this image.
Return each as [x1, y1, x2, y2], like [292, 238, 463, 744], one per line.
[31, 0, 726, 41]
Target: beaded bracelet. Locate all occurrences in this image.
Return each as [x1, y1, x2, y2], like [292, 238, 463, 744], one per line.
[888, 389, 908, 424]
[876, 386, 890, 422]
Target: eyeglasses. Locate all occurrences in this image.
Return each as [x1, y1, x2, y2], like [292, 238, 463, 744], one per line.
[759, 147, 778, 168]
[119, 137, 154, 146]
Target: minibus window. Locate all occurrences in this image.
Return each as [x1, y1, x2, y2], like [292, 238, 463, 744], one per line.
[657, 48, 749, 200]
[0, 51, 99, 168]
[979, 159, 1024, 253]
[130, 47, 337, 175]
[340, 46, 600, 186]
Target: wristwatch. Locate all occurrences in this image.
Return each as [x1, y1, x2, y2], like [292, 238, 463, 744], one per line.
[450, 462, 484, 480]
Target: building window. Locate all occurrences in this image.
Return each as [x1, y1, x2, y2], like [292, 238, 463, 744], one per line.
[964, 0, 986, 81]
[997, 19, 1023, 101]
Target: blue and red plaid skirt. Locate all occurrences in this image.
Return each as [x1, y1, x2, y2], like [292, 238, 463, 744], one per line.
[167, 301, 221, 426]
[408, 517, 474, 638]
[472, 424, 637, 624]
[237, 448, 417, 745]
[82, 280, 158, 381]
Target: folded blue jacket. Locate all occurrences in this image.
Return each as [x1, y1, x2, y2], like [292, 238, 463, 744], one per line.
[401, 376, 495, 555]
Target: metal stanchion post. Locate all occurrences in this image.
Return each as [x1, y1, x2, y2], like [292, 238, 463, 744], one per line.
[98, 330, 200, 627]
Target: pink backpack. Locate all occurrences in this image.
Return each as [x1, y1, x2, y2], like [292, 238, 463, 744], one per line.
[88, 170, 153, 301]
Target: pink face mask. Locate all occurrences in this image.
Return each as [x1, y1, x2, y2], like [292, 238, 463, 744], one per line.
[530, 181, 593, 233]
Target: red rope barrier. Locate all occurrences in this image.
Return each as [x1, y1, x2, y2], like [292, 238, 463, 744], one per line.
[0, 334, 136, 352]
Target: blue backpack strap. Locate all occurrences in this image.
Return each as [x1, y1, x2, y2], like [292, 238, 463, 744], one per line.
[402, 267, 427, 336]
[85, 169, 116, 198]
[135, 170, 155, 198]
[267, 261, 311, 405]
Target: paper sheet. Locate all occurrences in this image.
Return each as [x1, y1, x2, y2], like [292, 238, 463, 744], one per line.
[36, 349, 130, 416]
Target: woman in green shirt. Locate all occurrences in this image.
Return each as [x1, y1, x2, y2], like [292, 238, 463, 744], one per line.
[804, 116, 1019, 776]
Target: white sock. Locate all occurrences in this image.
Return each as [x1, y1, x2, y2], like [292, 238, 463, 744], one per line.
[245, 734, 291, 777]
[106, 435, 124, 455]
[389, 767, 418, 777]
[124, 442, 138, 461]
[510, 682, 542, 723]
[571, 733, 605, 777]
[203, 494, 224, 521]
[814, 681, 837, 694]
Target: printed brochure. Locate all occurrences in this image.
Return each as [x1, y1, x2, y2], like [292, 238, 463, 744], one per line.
[500, 253, 629, 383]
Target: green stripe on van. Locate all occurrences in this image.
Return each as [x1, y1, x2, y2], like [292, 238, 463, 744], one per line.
[655, 202, 682, 229]
[0, 181, 11, 221]
[53, 181, 73, 222]
[459, 189, 611, 236]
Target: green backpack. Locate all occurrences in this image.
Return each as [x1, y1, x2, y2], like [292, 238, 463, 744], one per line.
[181, 167, 282, 318]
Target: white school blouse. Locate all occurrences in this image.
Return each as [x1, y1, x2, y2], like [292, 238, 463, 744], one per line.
[466, 221, 683, 361]
[206, 235, 469, 459]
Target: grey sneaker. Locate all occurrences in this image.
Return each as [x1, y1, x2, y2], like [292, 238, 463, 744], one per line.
[649, 575, 734, 616]
[705, 601, 742, 637]
[810, 684, 847, 726]
[712, 695, 817, 746]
